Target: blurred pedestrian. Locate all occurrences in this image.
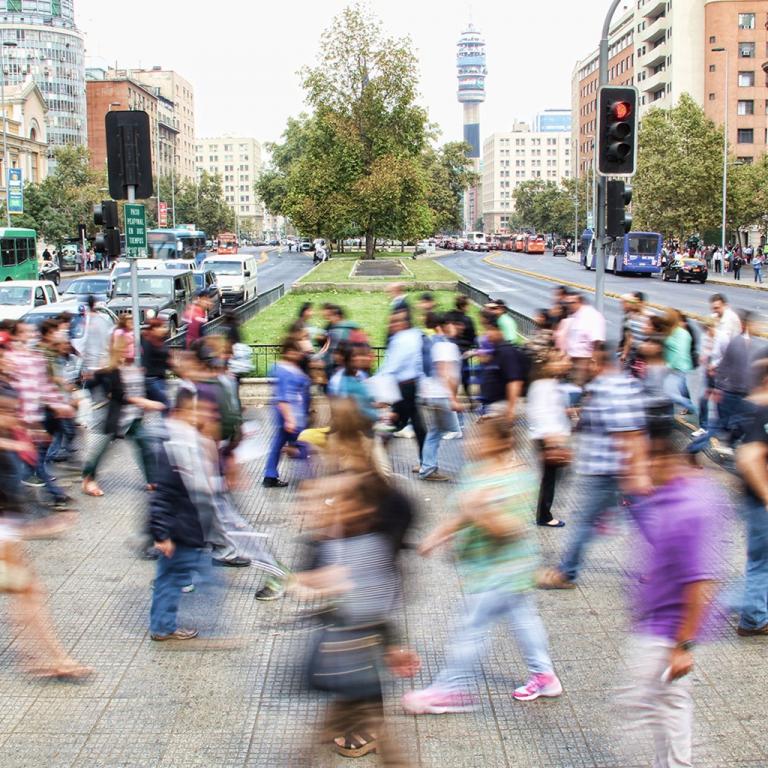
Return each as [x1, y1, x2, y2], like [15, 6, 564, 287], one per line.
[539, 343, 648, 589]
[263, 337, 311, 488]
[445, 295, 477, 403]
[403, 413, 562, 713]
[619, 408, 722, 767]
[563, 292, 606, 386]
[753, 251, 764, 283]
[484, 299, 519, 344]
[141, 318, 171, 410]
[736, 359, 768, 636]
[81, 335, 164, 497]
[527, 350, 570, 527]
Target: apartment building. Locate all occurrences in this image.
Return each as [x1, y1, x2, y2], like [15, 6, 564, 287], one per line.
[704, 0, 768, 164]
[196, 136, 263, 235]
[482, 122, 572, 235]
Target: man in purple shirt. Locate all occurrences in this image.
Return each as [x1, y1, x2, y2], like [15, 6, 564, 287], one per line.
[620, 409, 723, 767]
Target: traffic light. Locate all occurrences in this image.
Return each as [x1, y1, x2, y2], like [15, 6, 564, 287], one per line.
[606, 180, 632, 237]
[597, 86, 638, 176]
[93, 200, 121, 257]
[105, 110, 154, 200]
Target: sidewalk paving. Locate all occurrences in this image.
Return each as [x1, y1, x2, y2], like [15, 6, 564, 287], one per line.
[0, 413, 763, 768]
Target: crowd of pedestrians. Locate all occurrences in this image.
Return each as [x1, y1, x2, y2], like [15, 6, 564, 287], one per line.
[2, 276, 768, 767]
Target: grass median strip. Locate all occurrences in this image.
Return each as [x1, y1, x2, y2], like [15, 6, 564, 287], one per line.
[298, 257, 458, 283]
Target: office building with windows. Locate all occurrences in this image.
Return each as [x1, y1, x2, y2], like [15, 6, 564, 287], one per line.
[196, 136, 263, 235]
[482, 122, 572, 235]
[704, 0, 768, 165]
[0, 0, 86, 152]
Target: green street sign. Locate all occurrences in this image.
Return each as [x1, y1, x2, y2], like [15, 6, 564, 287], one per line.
[124, 203, 147, 258]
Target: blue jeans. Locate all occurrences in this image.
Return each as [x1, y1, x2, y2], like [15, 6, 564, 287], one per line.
[21, 442, 68, 502]
[419, 398, 459, 478]
[559, 474, 623, 582]
[149, 545, 215, 635]
[264, 412, 306, 480]
[46, 417, 76, 461]
[663, 371, 696, 415]
[434, 589, 553, 692]
[687, 390, 748, 453]
[145, 377, 169, 410]
[739, 496, 768, 631]
[754, 266, 763, 283]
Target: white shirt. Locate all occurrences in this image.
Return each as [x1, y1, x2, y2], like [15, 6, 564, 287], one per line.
[419, 338, 460, 400]
[527, 379, 572, 440]
[711, 306, 742, 368]
[566, 304, 606, 359]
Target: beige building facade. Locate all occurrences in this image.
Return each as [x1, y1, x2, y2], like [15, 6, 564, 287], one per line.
[0, 78, 48, 191]
[196, 136, 262, 235]
[482, 123, 572, 235]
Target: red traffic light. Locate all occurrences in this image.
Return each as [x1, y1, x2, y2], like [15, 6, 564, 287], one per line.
[612, 101, 632, 120]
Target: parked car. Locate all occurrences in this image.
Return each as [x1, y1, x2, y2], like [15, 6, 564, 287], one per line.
[107, 269, 194, 334]
[60, 276, 113, 305]
[38, 259, 61, 285]
[0, 280, 60, 321]
[661, 257, 708, 284]
[193, 269, 222, 318]
[552, 244, 568, 257]
[299, 239, 314, 252]
[21, 303, 117, 360]
[476, 242, 490, 252]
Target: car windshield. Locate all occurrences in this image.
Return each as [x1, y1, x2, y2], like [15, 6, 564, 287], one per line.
[0, 286, 31, 305]
[205, 261, 242, 276]
[65, 279, 110, 294]
[193, 273, 205, 288]
[114, 276, 172, 297]
[164, 262, 194, 271]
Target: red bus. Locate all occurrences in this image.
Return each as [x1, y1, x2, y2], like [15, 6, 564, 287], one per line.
[524, 234, 546, 254]
[217, 233, 239, 255]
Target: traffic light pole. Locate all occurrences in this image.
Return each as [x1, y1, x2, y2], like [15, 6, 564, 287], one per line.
[128, 184, 142, 367]
[595, 0, 623, 315]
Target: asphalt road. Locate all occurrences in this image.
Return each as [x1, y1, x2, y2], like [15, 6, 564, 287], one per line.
[440, 249, 768, 341]
[59, 245, 315, 296]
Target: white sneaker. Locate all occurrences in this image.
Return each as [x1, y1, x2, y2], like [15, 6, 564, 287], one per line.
[393, 425, 415, 439]
[691, 428, 707, 438]
[442, 431, 462, 441]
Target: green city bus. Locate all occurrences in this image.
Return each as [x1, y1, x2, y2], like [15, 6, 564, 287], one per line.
[0, 228, 37, 281]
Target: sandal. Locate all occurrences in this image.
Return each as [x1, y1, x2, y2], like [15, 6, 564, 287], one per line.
[536, 567, 576, 590]
[82, 480, 104, 497]
[538, 519, 566, 528]
[333, 732, 378, 758]
[29, 661, 93, 681]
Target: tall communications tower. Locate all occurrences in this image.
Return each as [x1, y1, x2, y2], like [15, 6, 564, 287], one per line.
[456, 24, 487, 232]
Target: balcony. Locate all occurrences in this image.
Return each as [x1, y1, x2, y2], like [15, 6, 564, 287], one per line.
[638, 38, 668, 69]
[638, 0, 666, 17]
[639, 68, 669, 96]
[640, 14, 668, 44]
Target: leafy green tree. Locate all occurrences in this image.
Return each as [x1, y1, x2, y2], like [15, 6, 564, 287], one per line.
[633, 94, 723, 238]
[513, 180, 574, 235]
[423, 141, 478, 233]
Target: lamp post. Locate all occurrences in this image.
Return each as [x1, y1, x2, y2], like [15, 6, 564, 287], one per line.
[712, 47, 729, 256]
[0, 41, 18, 227]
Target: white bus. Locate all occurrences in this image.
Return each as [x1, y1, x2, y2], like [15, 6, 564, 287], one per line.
[464, 231, 487, 245]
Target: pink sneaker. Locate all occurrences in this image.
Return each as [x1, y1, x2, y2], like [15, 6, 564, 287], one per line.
[513, 672, 563, 701]
[402, 686, 478, 714]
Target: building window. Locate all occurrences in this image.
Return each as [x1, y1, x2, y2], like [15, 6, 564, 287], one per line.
[737, 156, 754, 164]
[738, 99, 755, 115]
[739, 42, 756, 58]
[738, 13, 755, 29]
[709, 93, 716, 101]
[738, 71, 755, 87]
[737, 128, 754, 143]
[709, 35, 716, 44]
[709, 64, 716, 72]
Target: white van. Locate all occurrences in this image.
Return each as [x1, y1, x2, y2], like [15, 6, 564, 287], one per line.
[201, 253, 258, 307]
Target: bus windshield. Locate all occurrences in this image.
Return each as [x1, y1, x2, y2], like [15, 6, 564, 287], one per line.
[114, 276, 173, 297]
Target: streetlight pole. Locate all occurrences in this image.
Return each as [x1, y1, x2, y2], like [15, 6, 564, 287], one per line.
[713, 47, 729, 256]
[0, 41, 18, 227]
[171, 154, 177, 228]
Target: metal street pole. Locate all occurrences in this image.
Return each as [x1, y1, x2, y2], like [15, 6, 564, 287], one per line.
[155, 109, 161, 225]
[171, 155, 176, 228]
[595, 0, 623, 314]
[712, 47, 729, 255]
[127, 183, 141, 366]
[574, 137, 579, 257]
[0, 41, 17, 227]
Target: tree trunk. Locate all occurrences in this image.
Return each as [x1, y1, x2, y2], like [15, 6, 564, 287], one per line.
[363, 231, 375, 260]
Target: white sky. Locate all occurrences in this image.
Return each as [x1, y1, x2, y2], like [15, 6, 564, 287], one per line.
[77, 0, 626, 151]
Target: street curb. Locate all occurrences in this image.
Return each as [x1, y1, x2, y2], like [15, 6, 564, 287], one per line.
[705, 273, 768, 292]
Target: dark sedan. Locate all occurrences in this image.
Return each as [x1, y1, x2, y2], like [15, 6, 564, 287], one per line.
[60, 276, 113, 304]
[552, 244, 568, 257]
[661, 258, 708, 284]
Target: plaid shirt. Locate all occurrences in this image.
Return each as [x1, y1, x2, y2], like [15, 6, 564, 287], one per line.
[575, 372, 646, 476]
[5, 345, 59, 429]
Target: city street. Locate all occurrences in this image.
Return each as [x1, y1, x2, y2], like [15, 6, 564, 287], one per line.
[0, 414, 761, 768]
[440, 250, 768, 340]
